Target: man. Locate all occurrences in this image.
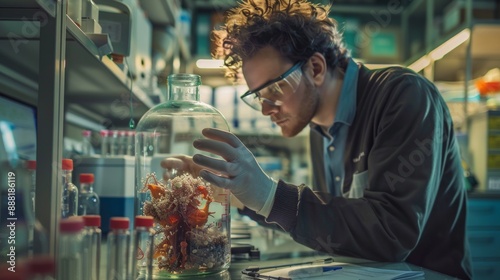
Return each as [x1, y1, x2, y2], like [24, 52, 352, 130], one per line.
[163, 0, 472, 278]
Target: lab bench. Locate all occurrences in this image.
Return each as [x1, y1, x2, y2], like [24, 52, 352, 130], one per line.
[96, 217, 458, 279]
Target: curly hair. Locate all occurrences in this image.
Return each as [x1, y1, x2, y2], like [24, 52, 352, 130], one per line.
[212, 0, 350, 81]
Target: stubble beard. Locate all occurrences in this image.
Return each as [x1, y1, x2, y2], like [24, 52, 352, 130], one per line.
[280, 84, 319, 138]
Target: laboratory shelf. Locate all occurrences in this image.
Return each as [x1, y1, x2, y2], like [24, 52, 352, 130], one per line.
[0, 3, 153, 126]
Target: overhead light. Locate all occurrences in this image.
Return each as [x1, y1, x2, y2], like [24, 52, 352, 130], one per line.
[429, 28, 470, 60]
[196, 59, 225, 69]
[408, 56, 431, 73]
[407, 28, 470, 73]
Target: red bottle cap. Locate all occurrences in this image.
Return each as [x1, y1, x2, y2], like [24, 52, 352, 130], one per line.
[26, 160, 36, 170]
[79, 173, 95, 183]
[59, 217, 84, 233]
[62, 159, 73, 171]
[82, 215, 101, 227]
[135, 216, 154, 228]
[100, 130, 109, 137]
[109, 217, 129, 230]
[82, 130, 91, 137]
[24, 255, 55, 276]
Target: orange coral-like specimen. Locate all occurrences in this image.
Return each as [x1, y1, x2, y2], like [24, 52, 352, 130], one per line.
[142, 173, 215, 272]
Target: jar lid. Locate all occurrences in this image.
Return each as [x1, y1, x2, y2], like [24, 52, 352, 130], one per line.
[82, 215, 101, 227]
[59, 217, 84, 233]
[26, 160, 36, 170]
[135, 216, 154, 228]
[110, 217, 129, 230]
[62, 159, 73, 171]
[79, 173, 94, 183]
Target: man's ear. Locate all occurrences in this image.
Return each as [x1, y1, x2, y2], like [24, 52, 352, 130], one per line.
[306, 52, 327, 86]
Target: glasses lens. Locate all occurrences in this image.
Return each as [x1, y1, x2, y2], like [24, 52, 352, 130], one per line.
[242, 63, 303, 111]
[241, 92, 262, 110]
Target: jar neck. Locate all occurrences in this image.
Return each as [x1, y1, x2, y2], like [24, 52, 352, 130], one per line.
[168, 85, 200, 101]
[62, 170, 72, 184]
[167, 74, 201, 101]
[80, 182, 94, 193]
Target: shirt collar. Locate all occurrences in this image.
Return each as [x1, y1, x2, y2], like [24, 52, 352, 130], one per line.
[333, 58, 358, 125]
[310, 58, 359, 132]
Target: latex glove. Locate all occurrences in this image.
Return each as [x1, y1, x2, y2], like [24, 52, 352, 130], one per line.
[192, 128, 277, 213]
[160, 155, 202, 180]
[160, 155, 227, 204]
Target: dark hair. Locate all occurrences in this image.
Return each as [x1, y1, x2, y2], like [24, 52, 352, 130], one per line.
[212, 0, 350, 81]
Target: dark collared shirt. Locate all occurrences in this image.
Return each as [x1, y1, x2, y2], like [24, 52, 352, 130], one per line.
[310, 58, 358, 196]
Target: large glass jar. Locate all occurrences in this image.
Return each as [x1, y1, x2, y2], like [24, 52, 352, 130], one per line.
[135, 74, 231, 278]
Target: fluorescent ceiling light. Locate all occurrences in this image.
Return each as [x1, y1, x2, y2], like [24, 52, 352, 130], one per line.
[196, 59, 225, 69]
[429, 28, 470, 60]
[408, 56, 431, 73]
[407, 28, 470, 73]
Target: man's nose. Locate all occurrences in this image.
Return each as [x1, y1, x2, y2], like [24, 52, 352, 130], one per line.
[261, 101, 279, 116]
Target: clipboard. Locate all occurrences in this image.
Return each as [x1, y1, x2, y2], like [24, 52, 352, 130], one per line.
[241, 259, 425, 280]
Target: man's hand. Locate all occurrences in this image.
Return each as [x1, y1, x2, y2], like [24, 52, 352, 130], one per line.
[192, 128, 276, 212]
[161, 155, 202, 180]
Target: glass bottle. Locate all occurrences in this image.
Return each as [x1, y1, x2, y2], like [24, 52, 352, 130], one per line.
[27, 160, 37, 214]
[107, 217, 131, 280]
[132, 216, 155, 279]
[23, 255, 56, 280]
[135, 74, 231, 278]
[126, 131, 135, 156]
[100, 130, 109, 157]
[82, 215, 102, 280]
[24, 160, 49, 256]
[57, 217, 85, 280]
[110, 130, 118, 156]
[26, 159, 37, 253]
[62, 159, 79, 218]
[78, 173, 100, 215]
[82, 130, 92, 156]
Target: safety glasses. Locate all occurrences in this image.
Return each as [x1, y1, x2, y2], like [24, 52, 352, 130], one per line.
[240, 61, 304, 111]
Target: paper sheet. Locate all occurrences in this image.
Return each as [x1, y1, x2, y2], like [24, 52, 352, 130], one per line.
[242, 263, 425, 280]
